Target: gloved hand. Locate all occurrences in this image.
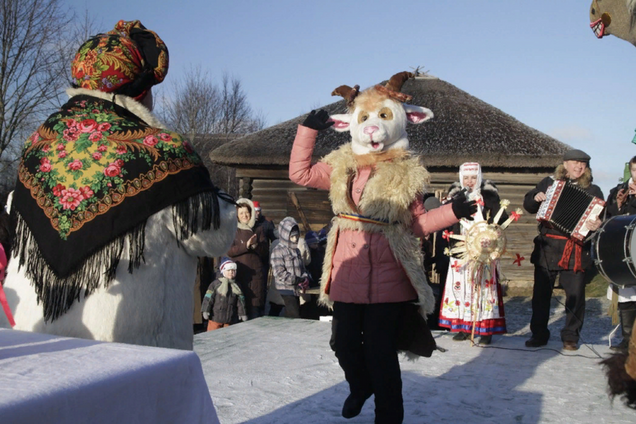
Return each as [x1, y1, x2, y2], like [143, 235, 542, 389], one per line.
[302, 109, 334, 131]
[202, 311, 210, 320]
[239, 315, 248, 322]
[451, 191, 477, 220]
[298, 278, 310, 291]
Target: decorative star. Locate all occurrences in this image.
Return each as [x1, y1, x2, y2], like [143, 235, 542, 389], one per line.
[442, 230, 453, 241]
[513, 253, 525, 266]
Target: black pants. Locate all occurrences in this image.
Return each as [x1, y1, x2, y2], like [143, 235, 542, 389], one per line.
[530, 266, 586, 343]
[331, 301, 405, 424]
[281, 295, 300, 318]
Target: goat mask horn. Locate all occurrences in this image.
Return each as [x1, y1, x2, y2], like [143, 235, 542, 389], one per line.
[386, 71, 413, 92]
[332, 84, 360, 107]
[374, 71, 413, 103]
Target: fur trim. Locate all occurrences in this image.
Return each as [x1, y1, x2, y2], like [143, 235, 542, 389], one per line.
[318, 144, 436, 317]
[554, 164, 592, 188]
[600, 353, 636, 409]
[236, 198, 256, 229]
[352, 147, 411, 167]
[66, 88, 165, 129]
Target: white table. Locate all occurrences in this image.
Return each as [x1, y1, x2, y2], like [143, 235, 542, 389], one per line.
[0, 329, 218, 423]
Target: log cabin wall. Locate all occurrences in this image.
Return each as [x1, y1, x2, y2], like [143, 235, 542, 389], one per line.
[239, 168, 553, 286]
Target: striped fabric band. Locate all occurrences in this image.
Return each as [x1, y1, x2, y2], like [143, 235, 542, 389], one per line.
[338, 213, 390, 226]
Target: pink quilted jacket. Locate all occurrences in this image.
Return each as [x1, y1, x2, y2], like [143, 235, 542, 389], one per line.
[289, 125, 458, 304]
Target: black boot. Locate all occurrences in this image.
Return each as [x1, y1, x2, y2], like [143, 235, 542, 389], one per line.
[612, 302, 636, 352]
[478, 335, 492, 345]
[342, 392, 372, 419]
[453, 332, 470, 341]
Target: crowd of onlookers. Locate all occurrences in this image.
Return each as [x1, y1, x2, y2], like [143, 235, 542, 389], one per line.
[198, 198, 329, 331]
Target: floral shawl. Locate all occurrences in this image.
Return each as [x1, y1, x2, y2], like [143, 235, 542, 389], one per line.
[11, 90, 223, 322]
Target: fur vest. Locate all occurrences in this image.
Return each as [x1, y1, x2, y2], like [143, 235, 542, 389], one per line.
[318, 144, 437, 316]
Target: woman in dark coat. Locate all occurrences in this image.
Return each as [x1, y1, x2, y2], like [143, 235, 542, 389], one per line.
[227, 198, 268, 319]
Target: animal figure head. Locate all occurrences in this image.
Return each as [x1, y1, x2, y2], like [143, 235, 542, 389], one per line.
[590, 0, 636, 46]
[330, 72, 433, 155]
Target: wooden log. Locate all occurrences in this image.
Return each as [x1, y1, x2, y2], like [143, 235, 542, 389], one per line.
[288, 192, 312, 233]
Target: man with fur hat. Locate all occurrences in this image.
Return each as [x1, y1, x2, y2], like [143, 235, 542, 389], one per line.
[523, 149, 603, 351]
[201, 258, 247, 331]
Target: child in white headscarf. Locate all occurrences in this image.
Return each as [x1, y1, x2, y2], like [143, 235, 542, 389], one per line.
[439, 162, 507, 345]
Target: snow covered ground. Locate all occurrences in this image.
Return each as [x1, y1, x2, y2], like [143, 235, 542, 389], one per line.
[194, 295, 635, 424]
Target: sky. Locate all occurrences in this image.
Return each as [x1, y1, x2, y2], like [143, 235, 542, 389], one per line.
[63, 0, 636, 196]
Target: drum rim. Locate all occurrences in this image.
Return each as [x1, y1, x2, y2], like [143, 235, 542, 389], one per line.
[594, 215, 636, 284]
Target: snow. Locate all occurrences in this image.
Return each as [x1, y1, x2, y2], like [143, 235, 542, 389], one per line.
[194, 296, 635, 423]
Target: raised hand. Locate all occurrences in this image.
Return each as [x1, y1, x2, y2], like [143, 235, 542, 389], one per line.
[247, 234, 257, 249]
[302, 110, 334, 131]
[451, 191, 477, 220]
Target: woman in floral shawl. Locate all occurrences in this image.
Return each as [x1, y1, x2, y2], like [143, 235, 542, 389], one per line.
[0, 20, 236, 350]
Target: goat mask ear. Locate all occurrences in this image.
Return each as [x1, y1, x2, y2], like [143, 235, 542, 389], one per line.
[329, 114, 351, 132]
[403, 104, 433, 124]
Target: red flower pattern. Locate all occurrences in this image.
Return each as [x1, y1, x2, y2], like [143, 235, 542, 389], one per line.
[59, 188, 83, 210]
[103, 162, 121, 177]
[39, 158, 51, 173]
[143, 135, 158, 147]
[68, 160, 83, 171]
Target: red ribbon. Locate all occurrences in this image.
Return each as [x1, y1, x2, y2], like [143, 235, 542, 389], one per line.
[0, 283, 15, 327]
[545, 234, 583, 273]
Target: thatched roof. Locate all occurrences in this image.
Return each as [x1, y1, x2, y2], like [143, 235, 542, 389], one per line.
[191, 133, 240, 169]
[209, 76, 570, 169]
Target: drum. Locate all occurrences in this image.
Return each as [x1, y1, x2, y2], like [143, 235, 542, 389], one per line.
[592, 215, 636, 287]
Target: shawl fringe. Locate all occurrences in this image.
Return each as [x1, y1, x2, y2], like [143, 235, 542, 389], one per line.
[171, 190, 222, 246]
[12, 189, 231, 322]
[12, 211, 146, 322]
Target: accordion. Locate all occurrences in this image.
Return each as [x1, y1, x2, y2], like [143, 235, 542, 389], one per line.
[536, 180, 605, 241]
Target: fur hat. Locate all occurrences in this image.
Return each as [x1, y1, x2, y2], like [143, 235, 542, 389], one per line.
[219, 258, 237, 273]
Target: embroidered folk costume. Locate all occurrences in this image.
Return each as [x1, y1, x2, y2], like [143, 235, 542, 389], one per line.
[439, 163, 507, 338]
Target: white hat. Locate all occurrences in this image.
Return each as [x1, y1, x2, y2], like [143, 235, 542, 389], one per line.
[220, 259, 237, 273]
[459, 162, 482, 191]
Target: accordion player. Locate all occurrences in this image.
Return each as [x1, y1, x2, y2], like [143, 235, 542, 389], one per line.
[536, 180, 605, 242]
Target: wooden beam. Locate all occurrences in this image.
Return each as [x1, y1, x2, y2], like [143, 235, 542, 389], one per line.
[288, 192, 311, 233]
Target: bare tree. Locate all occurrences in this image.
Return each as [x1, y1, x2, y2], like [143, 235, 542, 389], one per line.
[218, 73, 265, 134]
[159, 70, 265, 137]
[0, 0, 72, 160]
[158, 66, 221, 142]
